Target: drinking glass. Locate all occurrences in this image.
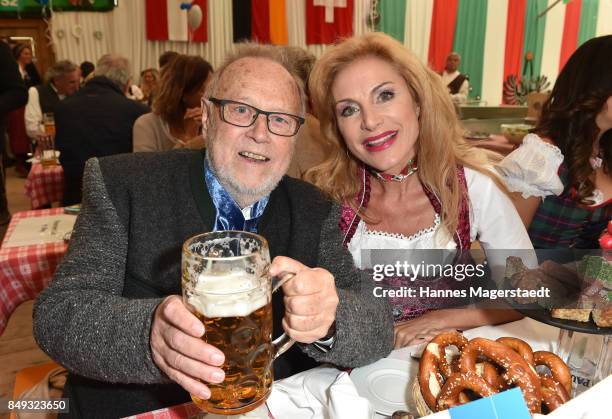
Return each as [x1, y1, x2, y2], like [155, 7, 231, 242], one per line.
[181, 231, 295, 415]
[40, 113, 57, 166]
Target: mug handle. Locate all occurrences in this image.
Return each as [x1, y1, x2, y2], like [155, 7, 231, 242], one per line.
[271, 272, 296, 359]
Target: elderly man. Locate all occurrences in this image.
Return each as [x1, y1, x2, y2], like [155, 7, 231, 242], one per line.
[24, 60, 80, 140]
[441, 52, 469, 104]
[55, 54, 148, 205]
[33, 44, 393, 418]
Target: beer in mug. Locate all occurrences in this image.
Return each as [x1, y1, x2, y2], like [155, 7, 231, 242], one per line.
[182, 231, 294, 415]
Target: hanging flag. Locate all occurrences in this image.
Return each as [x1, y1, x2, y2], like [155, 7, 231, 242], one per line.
[427, 0, 458, 72]
[306, 0, 354, 45]
[503, 0, 527, 93]
[559, 0, 582, 70]
[269, 0, 288, 44]
[376, 0, 407, 43]
[232, 0, 288, 44]
[232, 0, 252, 42]
[452, 0, 488, 100]
[577, 0, 599, 47]
[521, 0, 547, 79]
[145, 0, 208, 42]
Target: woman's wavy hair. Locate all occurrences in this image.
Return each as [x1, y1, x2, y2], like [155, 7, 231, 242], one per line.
[305, 32, 500, 236]
[153, 55, 212, 127]
[536, 34, 612, 204]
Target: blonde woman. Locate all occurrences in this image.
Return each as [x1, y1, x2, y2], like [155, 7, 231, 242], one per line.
[307, 33, 531, 348]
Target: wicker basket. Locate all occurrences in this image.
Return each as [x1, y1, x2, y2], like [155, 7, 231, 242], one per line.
[411, 379, 434, 417]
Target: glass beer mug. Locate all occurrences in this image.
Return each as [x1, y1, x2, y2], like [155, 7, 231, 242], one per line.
[181, 231, 295, 415]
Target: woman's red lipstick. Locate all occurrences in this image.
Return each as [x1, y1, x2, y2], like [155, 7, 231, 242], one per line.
[362, 130, 397, 152]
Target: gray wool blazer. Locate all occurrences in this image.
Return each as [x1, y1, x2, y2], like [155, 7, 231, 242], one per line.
[33, 149, 393, 418]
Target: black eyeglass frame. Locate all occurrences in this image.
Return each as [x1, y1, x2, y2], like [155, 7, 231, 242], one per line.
[207, 97, 305, 137]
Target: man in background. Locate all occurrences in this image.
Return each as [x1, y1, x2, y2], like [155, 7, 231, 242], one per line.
[441, 52, 469, 104]
[0, 40, 28, 231]
[55, 54, 149, 205]
[55, 54, 148, 205]
[24, 60, 80, 140]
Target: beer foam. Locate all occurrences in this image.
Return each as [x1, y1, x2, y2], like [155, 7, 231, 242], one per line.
[187, 271, 269, 318]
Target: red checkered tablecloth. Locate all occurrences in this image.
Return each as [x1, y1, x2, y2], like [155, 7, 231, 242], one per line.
[24, 162, 64, 209]
[124, 402, 274, 419]
[123, 402, 201, 419]
[0, 208, 72, 335]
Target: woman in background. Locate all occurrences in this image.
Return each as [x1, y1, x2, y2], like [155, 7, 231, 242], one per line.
[139, 68, 159, 106]
[497, 35, 611, 248]
[133, 55, 212, 151]
[7, 44, 41, 176]
[307, 33, 530, 348]
[13, 44, 41, 88]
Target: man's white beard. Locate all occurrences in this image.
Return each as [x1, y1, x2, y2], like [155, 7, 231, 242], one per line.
[206, 130, 294, 208]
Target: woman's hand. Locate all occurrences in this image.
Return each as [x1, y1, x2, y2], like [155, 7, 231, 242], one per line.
[393, 308, 523, 348]
[394, 318, 456, 348]
[184, 107, 203, 122]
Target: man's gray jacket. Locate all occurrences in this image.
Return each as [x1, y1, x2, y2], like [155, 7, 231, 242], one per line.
[33, 150, 394, 418]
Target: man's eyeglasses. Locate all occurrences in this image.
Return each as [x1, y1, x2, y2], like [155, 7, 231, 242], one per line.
[208, 98, 305, 137]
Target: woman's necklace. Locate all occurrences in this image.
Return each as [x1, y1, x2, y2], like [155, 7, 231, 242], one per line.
[368, 158, 418, 183]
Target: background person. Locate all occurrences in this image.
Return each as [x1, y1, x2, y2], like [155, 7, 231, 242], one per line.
[24, 60, 80, 142]
[283, 46, 333, 180]
[0, 40, 28, 228]
[6, 44, 43, 176]
[79, 60, 95, 85]
[133, 55, 213, 151]
[441, 52, 469, 104]
[497, 35, 612, 248]
[55, 54, 148, 205]
[139, 67, 159, 106]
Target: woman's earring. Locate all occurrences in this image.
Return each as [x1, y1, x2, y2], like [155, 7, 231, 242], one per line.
[416, 106, 421, 118]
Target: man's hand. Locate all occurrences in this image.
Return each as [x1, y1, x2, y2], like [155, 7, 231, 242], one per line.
[150, 295, 225, 400]
[269, 256, 339, 344]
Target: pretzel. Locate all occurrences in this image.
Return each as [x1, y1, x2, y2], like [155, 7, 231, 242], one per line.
[448, 358, 503, 402]
[497, 337, 535, 366]
[540, 374, 570, 411]
[417, 334, 572, 415]
[534, 351, 572, 396]
[436, 371, 494, 411]
[476, 361, 505, 391]
[460, 338, 542, 413]
[418, 331, 468, 411]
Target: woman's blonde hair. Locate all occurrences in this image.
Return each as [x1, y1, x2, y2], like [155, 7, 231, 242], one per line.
[306, 32, 500, 237]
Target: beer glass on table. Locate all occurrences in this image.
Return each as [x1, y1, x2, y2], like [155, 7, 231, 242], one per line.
[40, 113, 58, 166]
[181, 231, 295, 415]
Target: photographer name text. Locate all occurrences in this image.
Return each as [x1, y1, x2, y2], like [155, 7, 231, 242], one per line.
[373, 286, 551, 300]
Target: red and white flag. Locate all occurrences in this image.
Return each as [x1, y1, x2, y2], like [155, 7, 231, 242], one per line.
[306, 0, 353, 44]
[145, 0, 208, 43]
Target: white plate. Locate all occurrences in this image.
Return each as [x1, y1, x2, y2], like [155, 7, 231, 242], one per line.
[350, 358, 415, 416]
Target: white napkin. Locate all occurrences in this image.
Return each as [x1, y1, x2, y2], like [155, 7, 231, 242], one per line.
[534, 374, 612, 419]
[267, 367, 374, 419]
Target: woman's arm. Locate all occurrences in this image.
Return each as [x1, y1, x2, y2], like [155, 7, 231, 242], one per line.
[394, 308, 522, 348]
[508, 192, 542, 228]
[133, 113, 160, 152]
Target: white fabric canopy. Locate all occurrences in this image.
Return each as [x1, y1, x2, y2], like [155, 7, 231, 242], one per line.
[51, 0, 373, 82]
